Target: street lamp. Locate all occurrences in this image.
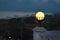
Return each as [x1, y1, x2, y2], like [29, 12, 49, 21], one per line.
[33, 11, 46, 40]
[35, 11, 45, 26]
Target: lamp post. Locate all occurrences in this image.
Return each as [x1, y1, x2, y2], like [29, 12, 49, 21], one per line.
[35, 11, 45, 26]
[32, 11, 46, 40]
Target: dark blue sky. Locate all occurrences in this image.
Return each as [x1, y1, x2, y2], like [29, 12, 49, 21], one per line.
[0, 0, 60, 13]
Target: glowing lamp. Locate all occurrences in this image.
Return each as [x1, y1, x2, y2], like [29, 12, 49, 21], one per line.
[9, 36, 11, 39]
[35, 11, 45, 22]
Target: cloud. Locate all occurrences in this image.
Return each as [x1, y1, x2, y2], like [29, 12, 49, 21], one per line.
[17, 0, 23, 2]
[54, 0, 60, 3]
[0, 12, 34, 19]
[42, 0, 48, 3]
[32, 0, 48, 4]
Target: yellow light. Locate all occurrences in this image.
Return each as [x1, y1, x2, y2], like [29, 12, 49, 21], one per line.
[36, 11, 45, 21]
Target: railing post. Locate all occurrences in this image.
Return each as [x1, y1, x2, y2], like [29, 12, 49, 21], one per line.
[32, 26, 46, 40]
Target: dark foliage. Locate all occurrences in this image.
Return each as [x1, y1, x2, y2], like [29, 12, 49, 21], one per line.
[0, 14, 60, 40]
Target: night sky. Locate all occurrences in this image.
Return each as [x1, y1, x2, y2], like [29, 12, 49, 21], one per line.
[0, 0, 60, 18]
[0, 0, 60, 13]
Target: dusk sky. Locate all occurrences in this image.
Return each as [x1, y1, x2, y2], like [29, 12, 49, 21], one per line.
[0, 0, 60, 12]
[0, 0, 60, 18]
